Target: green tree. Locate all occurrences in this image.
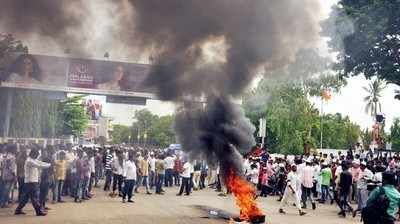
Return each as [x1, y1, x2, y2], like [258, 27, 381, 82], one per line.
[323, 1, 400, 86]
[361, 128, 372, 150]
[391, 118, 400, 151]
[58, 95, 89, 137]
[111, 124, 131, 144]
[0, 33, 28, 74]
[244, 82, 360, 154]
[363, 79, 386, 118]
[148, 115, 176, 147]
[132, 109, 157, 143]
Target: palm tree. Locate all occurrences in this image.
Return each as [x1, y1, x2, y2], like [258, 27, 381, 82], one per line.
[363, 79, 386, 118]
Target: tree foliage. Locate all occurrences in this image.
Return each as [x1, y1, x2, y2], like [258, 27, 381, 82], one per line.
[391, 118, 400, 151]
[58, 95, 89, 137]
[111, 124, 131, 144]
[244, 81, 360, 155]
[0, 33, 28, 74]
[130, 109, 176, 147]
[363, 79, 386, 117]
[324, 1, 400, 86]
[148, 115, 176, 147]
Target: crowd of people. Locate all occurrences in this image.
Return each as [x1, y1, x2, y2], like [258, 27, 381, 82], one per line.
[1, 142, 400, 223]
[0, 143, 216, 216]
[243, 146, 400, 223]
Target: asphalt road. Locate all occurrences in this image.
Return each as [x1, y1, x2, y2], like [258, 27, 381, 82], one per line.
[0, 186, 361, 224]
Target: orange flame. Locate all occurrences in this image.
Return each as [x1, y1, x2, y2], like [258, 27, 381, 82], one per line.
[225, 169, 264, 221]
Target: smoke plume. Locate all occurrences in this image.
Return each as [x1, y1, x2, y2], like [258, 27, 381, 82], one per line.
[0, 0, 87, 54]
[129, 0, 323, 177]
[0, 0, 139, 60]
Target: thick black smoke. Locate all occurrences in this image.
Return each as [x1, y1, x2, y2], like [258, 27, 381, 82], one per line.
[0, 0, 87, 53]
[129, 0, 322, 177]
[175, 96, 255, 177]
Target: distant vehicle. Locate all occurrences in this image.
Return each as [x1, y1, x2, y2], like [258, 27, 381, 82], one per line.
[169, 144, 182, 150]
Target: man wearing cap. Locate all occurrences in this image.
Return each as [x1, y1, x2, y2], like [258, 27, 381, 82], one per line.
[279, 165, 306, 216]
[350, 160, 361, 202]
[353, 161, 373, 217]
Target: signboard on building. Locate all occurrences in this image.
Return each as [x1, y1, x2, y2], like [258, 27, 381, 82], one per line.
[0, 53, 154, 100]
[106, 95, 147, 105]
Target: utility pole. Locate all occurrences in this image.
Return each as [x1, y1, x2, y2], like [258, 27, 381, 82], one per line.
[259, 118, 266, 146]
[320, 98, 323, 150]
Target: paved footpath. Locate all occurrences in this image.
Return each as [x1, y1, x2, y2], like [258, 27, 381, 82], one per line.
[0, 186, 361, 224]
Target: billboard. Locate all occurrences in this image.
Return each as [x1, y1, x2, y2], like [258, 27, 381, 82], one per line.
[0, 53, 154, 99]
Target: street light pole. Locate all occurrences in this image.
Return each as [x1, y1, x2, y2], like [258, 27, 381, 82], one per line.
[320, 97, 323, 150]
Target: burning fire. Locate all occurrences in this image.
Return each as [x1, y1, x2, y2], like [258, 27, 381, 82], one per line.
[225, 169, 264, 222]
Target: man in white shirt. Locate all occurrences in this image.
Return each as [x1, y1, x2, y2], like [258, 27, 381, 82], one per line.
[122, 151, 137, 203]
[301, 159, 316, 210]
[164, 154, 175, 187]
[15, 148, 50, 216]
[149, 153, 156, 190]
[177, 160, 191, 196]
[353, 161, 373, 217]
[279, 165, 306, 216]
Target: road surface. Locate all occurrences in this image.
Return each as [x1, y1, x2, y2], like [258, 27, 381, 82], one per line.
[0, 186, 360, 224]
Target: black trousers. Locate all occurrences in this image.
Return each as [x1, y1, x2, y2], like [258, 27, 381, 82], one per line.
[165, 169, 174, 187]
[123, 180, 136, 200]
[39, 181, 50, 208]
[339, 192, 353, 213]
[200, 173, 207, 189]
[179, 177, 190, 195]
[301, 185, 314, 207]
[104, 169, 112, 191]
[17, 177, 24, 202]
[16, 183, 42, 214]
[112, 174, 123, 193]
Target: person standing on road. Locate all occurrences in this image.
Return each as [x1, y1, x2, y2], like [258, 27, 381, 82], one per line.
[135, 152, 143, 193]
[364, 171, 400, 224]
[155, 154, 166, 195]
[111, 150, 124, 197]
[199, 160, 208, 190]
[94, 149, 103, 187]
[54, 151, 67, 203]
[164, 153, 175, 187]
[177, 159, 191, 196]
[122, 151, 136, 203]
[16, 146, 27, 203]
[39, 146, 55, 211]
[352, 161, 373, 217]
[138, 153, 152, 195]
[149, 153, 156, 190]
[301, 159, 316, 210]
[103, 148, 114, 191]
[74, 149, 84, 203]
[319, 162, 333, 204]
[193, 160, 202, 190]
[15, 148, 50, 216]
[279, 165, 306, 216]
[0, 144, 17, 208]
[173, 154, 183, 186]
[337, 162, 354, 218]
